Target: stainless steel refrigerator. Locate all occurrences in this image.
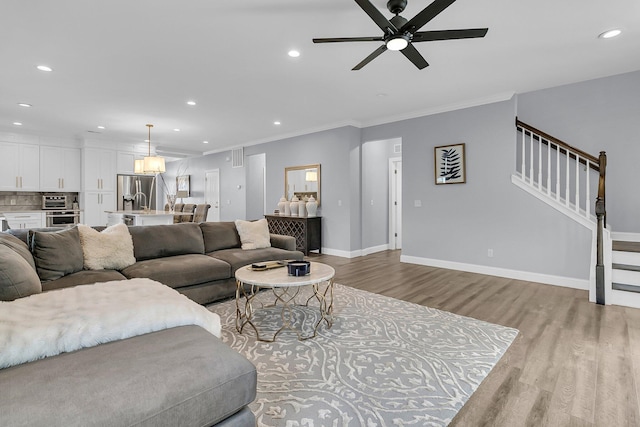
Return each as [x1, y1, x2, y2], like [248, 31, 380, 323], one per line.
[117, 174, 157, 211]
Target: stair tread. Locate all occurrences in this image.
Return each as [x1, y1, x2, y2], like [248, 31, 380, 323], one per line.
[612, 263, 640, 272]
[612, 282, 640, 293]
[612, 241, 640, 253]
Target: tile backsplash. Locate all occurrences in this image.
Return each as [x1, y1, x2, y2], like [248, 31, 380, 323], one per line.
[0, 192, 78, 212]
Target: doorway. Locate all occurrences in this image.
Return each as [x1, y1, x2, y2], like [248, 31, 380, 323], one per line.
[205, 169, 220, 222]
[389, 157, 402, 250]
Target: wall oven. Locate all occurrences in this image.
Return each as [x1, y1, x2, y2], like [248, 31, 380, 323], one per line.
[45, 211, 80, 228]
[42, 195, 67, 210]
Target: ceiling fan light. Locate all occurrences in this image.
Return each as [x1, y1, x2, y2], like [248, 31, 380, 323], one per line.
[386, 36, 409, 51]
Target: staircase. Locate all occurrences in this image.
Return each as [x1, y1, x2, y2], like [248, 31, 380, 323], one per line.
[511, 119, 624, 306]
[608, 234, 640, 308]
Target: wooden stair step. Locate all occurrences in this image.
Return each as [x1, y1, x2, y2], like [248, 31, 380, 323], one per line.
[612, 283, 640, 293]
[612, 241, 640, 253]
[612, 263, 640, 272]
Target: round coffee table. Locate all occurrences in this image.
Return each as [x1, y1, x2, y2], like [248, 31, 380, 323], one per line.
[235, 262, 335, 342]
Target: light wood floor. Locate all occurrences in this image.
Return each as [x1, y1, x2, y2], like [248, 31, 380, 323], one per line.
[310, 250, 640, 427]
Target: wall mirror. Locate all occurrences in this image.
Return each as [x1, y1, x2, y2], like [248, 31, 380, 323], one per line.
[285, 164, 321, 206]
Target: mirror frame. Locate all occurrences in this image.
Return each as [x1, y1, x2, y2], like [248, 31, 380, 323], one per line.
[284, 163, 321, 206]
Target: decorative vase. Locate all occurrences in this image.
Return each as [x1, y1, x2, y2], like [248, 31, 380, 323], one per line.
[306, 195, 318, 217]
[277, 196, 286, 215]
[298, 198, 307, 217]
[166, 194, 177, 212]
[283, 199, 291, 216]
[290, 195, 299, 216]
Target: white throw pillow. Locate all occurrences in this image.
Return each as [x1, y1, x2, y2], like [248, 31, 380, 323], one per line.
[77, 224, 136, 270]
[234, 219, 271, 250]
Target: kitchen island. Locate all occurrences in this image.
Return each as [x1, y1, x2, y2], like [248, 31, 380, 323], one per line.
[106, 210, 176, 226]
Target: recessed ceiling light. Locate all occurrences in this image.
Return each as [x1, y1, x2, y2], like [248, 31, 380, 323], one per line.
[288, 50, 300, 58]
[36, 65, 53, 72]
[97, 125, 105, 129]
[376, 93, 388, 98]
[274, 121, 281, 125]
[187, 101, 196, 106]
[17, 103, 32, 107]
[173, 128, 181, 132]
[203, 140, 209, 144]
[599, 29, 622, 39]
[13, 122, 22, 126]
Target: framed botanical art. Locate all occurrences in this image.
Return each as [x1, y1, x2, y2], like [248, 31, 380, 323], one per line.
[176, 175, 190, 196]
[434, 143, 466, 184]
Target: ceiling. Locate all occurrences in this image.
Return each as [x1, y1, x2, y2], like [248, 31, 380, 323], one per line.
[1, 0, 639, 156]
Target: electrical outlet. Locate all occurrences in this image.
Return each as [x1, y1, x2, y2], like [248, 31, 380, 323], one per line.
[414, 200, 422, 207]
[487, 249, 494, 258]
[10, 199, 16, 205]
[370, 199, 374, 206]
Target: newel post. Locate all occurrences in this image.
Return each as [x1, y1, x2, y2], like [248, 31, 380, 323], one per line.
[595, 151, 607, 305]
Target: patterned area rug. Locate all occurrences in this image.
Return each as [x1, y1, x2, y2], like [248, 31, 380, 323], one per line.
[209, 284, 518, 426]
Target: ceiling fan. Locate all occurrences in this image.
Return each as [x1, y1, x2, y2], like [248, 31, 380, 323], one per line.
[312, 0, 488, 70]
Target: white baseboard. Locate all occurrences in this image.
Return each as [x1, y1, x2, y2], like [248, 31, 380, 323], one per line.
[320, 247, 361, 259]
[362, 244, 389, 256]
[320, 244, 389, 259]
[400, 255, 589, 290]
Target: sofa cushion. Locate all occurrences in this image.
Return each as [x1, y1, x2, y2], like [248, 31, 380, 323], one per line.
[120, 254, 230, 288]
[0, 326, 257, 427]
[0, 233, 36, 270]
[41, 270, 127, 292]
[77, 224, 136, 270]
[234, 219, 271, 250]
[0, 245, 42, 301]
[209, 247, 304, 275]
[128, 222, 205, 261]
[200, 221, 242, 252]
[29, 227, 84, 281]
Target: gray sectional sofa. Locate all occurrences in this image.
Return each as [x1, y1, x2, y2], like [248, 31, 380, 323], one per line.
[0, 221, 305, 427]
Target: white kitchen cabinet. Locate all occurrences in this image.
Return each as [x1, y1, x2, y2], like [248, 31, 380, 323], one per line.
[40, 146, 81, 191]
[83, 192, 115, 226]
[83, 148, 116, 192]
[0, 142, 39, 191]
[3, 212, 44, 229]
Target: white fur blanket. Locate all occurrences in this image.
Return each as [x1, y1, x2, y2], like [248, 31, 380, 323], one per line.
[0, 278, 221, 369]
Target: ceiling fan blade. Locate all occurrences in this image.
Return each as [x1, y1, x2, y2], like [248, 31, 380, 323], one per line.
[353, 0, 397, 33]
[313, 36, 384, 43]
[412, 28, 488, 42]
[401, 0, 457, 33]
[401, 44, 429, 69]
[352, 45, 387, 70]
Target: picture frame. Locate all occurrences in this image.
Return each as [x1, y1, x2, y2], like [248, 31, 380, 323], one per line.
[176, 175, 190, 196]
[434, 143, 466, 185]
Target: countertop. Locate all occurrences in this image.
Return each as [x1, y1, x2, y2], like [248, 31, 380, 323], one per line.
[106, 210, 174, 216]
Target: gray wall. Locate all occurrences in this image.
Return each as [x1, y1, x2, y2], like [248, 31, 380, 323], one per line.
[158, 70, 640, 282]
[362, 98, 593, 280]
[517, 69, 640, 232]
[164, 150, 245, 221]
[244, 126, 362, 253]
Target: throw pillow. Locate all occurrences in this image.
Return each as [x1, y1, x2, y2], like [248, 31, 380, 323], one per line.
[234, 219, 271, 250]
[0, 245, 42, 301]
[77, 223, 136, 270]
[29, 227, 84, 281]
[0, 233, 36, 271]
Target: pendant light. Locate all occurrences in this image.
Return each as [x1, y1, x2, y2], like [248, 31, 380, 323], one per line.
[142, 124, 165, 173]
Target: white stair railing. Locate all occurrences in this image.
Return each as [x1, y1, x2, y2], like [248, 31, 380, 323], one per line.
[515, 119, 599, 222]
[514, 118, 608, 305]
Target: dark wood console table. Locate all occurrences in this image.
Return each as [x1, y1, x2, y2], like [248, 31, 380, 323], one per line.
[264, 215, 321, 255]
